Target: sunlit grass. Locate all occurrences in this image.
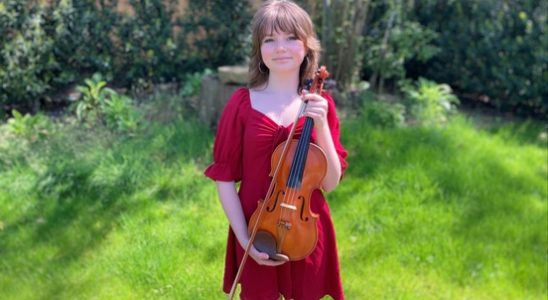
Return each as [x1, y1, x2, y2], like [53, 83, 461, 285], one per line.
[0, 103, 546, 299]
[333, 115, 547, 299]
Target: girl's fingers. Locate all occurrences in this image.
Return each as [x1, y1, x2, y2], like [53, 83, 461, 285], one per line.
[250, 247, 287, 266]
[301, 93, 324, 102]
[261, 259, 286, 266]
[301, 93, 328, 128]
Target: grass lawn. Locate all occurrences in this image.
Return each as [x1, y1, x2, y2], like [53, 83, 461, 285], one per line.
[0, 99, 546, 299]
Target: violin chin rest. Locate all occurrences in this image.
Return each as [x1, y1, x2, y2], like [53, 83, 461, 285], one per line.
[254, 231, 289, 262]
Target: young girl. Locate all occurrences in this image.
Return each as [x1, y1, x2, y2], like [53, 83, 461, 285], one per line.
[204, 1, 348, 299]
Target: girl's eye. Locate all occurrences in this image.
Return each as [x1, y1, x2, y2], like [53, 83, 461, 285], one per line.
[263, 38, 274, 43]
[288, 36, 298, 41]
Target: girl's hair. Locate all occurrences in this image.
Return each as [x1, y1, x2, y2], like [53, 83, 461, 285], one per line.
[248, 0, 321, 92]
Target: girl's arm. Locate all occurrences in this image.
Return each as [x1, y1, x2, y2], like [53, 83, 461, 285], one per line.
[215, 181, 286, 266]
[314, 126, 342, 192]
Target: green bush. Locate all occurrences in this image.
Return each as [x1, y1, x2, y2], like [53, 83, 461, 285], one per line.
[362, 3, 440, 93]
[5, 110, 55, 142]
[319, 0, 546, 116]
[0, 2, 55, 108]
[74, 73, 112, 123]
[180, 0, 252, 71]
[2, 0, 544, 118]
[401, 78, 459, 126]
[102, 93, 141, 134]
[360, 93, 405, 128]
[0, 0, 119, 109]
[74, 73, 141, 135]
[0, 0, 251, 112]
[412, 0, 547, 116]
[180, 69, 214, 98]
[117, 0, 179, 85]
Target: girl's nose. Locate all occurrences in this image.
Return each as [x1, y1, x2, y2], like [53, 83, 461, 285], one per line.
[275, 41, 287, 52]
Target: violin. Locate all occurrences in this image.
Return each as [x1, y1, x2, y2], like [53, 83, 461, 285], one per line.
[248, 66, 329, 261]
[228, 66, 330, 299]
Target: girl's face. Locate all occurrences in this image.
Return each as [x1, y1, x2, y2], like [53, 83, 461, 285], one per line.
[260, 30, 306, 75]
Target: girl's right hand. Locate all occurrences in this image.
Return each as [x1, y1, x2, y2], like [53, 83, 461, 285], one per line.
[249, 246, 288, 267]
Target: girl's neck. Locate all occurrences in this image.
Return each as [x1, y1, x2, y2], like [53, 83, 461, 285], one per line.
[264, 71, 300, 94]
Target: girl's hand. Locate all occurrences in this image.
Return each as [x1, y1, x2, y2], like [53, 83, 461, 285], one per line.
[301, 91, 329, 129]
[249, 246, 288, 267]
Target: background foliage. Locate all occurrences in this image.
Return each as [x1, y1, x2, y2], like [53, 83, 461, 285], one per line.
[0, 0, 545, 116]
[180, 0, 252, 72]
[411, 0, 547, 116]
[0, 0, 252, 112]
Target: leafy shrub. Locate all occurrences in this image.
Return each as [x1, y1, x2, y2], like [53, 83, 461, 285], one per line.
[0, 2, 55, 108]
[74, 73, 141, 134]
[180, 69, 214, 98]
[413, 0, 547, 116]
[117, 0, 179, 85]
[5, 110, 55, 142]
[401, 78, 459, 126]
[179, 0, 252, 71]
[102, 93, 141, 134]
[0, 0, 120, 109]
[46, 0, 119, 82]
[317, 0, 546, 116]
[74, 73, 110, 122]
[359, 92, 405, 128]
[3, 0, 542, 118]
[0, 0, 251, 113]
[363, 6, 440, 93]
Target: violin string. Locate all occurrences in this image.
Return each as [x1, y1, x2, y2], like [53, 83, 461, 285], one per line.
[281, 99, 307, 230]
[289, 98, 311, 210]
[280, 138, 298, 236]
[285, 93, 316, 225]
[278, 99, 306, 237]
[285, 141, 299, 225]
[288, 140, 301, 213]
[289, 117, 310, 214]
[282, 130, 304, 234]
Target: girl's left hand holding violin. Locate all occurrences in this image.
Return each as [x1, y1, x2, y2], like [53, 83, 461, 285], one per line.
[300, 89, 342, 192]
[301, 90, 329, 130]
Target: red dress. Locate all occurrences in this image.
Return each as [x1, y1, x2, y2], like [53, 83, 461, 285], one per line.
[204, 88, 348, 300]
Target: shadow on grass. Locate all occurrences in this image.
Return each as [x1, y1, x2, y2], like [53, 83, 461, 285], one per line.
[0, 118, 214, 298]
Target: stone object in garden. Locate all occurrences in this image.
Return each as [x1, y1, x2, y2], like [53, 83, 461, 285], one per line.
[217, 65, 248, 85]
[199, 67, 249, 128]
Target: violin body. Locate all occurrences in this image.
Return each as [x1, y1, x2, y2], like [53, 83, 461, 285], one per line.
[248, 138, 327, 261]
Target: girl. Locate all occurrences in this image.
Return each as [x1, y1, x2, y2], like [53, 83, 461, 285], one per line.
[204, 1, 348, 299]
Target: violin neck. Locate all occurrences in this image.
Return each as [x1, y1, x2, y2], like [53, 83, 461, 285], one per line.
[286, 117, 314, 189]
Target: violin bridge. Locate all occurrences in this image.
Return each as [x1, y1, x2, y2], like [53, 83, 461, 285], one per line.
[280, 203, 297, 210]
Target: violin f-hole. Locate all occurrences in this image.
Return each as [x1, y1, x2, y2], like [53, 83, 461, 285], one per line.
[267, 189, 284, 212]
[298, 195, 309, 222]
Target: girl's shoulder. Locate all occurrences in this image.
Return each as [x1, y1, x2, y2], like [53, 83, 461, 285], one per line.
[220, 87, 251, 121]
[223, 87, 250, 108]
[226, 86, 248, 100]
[227, 87, 250, 105]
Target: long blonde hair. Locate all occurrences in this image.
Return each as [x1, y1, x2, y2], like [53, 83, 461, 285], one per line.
[248, 0, 321, 92]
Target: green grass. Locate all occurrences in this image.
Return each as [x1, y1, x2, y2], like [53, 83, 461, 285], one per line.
[0, 103, 546, 299]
